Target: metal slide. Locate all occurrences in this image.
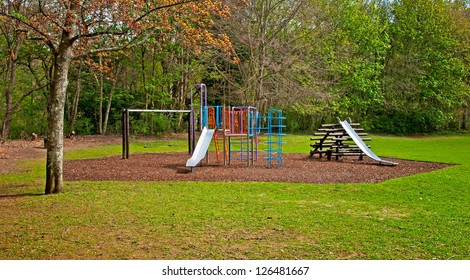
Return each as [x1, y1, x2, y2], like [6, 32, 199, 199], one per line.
[186, 127, 216, 171]
[338, 119, 398, 166]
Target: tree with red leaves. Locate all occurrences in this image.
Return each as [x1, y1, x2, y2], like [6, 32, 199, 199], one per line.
[0, 0, 234, 194]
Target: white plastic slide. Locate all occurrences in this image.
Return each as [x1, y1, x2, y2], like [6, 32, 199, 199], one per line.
[186, 126, 215, 171]
[339, 119, 398, 166]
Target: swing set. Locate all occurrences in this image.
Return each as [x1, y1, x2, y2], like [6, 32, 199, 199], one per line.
[140, 111, 180, 148]
[122, 83, 208, 159]
[121, 109, 193, 159]
[122, 83, 286, 169]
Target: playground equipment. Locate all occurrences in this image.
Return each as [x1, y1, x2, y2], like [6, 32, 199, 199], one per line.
[122, 83, 286, 170]
[186, 126, 216, 172]
[190, 83, 208, 152]
[122, 109, 193, 159]
[222, 106, 258, 167]
[263, 109, 286, 168]
[339, 119, 397, 166]
[202, 105, 286, 168]
[138, 111, 179, 148]
[310, 118, 397, 166]
[122, 84, 209, 159]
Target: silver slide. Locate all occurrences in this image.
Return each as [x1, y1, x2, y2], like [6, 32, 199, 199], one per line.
[186, 126, 216, 171]
[339, 119, 398, 166]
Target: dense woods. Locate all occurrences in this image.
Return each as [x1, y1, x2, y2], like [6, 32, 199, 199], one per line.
[1, 0, 469, 141]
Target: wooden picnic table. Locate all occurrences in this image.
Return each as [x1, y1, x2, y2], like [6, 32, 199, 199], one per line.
[310, 121, 371, 161]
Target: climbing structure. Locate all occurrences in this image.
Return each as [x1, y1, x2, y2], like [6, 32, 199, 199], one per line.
[264, 109, 286, 168]
[207, 106, 224, 160]
[222, 106, 258, 167]
[192, 83, 286, 168]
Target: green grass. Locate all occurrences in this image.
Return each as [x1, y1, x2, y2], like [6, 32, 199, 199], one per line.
[65, 138, 188, 160]
[0, 134, 469, 259]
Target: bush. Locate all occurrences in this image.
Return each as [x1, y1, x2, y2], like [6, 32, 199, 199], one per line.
[370, 108, 460, 135]
[73, 116, 96, 135]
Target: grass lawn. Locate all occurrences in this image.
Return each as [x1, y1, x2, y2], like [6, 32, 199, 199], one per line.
[0, 134, 469, 259]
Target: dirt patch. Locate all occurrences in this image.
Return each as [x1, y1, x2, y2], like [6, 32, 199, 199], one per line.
[63, 152, 450, 184]
[0, 135, 122, 174]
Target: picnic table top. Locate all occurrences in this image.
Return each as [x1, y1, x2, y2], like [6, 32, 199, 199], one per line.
[321, 123, 361, 127]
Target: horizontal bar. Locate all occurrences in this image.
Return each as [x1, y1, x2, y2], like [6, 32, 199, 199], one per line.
[127, 109, 192, 113]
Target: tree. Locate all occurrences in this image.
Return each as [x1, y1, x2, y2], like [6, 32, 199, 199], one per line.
[380, 0, 469, 133]
[0, 15, 25, 141]
[450, 0, 470, 130]
[66, 58, 83, 134]
[217, 0, 313, 113]
[0, 0, 234, 194]
[86, 54, 123, 134]
[0, 1, 47, 141]
[310, 0, 390, 123]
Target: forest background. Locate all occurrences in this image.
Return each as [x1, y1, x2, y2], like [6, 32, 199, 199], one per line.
[1, 0, 469, 141]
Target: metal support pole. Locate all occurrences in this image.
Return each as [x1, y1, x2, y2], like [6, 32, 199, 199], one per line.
[125, 109, 130, 159]
[246, 130, 250, 167]
[190, 108, 196, 154]
[251, 133, 255, 166]
[187, 114, 191, 154]
[122, 109, 127, 159]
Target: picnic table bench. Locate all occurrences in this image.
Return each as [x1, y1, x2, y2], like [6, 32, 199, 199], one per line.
[310, 121, 371, 161]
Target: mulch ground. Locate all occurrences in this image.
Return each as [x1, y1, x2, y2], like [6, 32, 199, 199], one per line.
[63, 152, 451, 184]
[1, 136, 451, 184]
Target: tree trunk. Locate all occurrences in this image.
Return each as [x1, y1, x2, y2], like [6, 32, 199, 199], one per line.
[141, 45, 149, 109]
[1, 80, 14, 142]
[1, 32, 23, 142]
[1, 63, 15, 141]
[1, 110, 13, 143]
[98, 56, 104, 134]
[68, 60, 82, 133]
[45, 42, 73, 195]
[103, 61, 122, 134]
[463, 103, 469, 130]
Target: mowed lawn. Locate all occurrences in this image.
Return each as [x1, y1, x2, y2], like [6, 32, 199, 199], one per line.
[0, 134, 469, 259]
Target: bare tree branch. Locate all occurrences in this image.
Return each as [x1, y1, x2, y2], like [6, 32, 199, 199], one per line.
[0, 10, 57, 53]
[12, 84, 48, 112]
[72, 29, 152, 59]
[38, 0, 69, 36]
[134, 0, 201, 23]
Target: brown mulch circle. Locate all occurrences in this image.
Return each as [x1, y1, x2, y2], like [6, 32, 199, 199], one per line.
[0, 136, 452, 184]
[63, 152, 451, 184]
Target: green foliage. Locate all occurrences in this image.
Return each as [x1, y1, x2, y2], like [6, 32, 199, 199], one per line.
[10, 11, 26, 21]
[284, 0, 469, 134]
[285, 99, 332, 133]
[379, 0, 470, 134]
[1, 0, 469, 138]
[128, 113, 183, 137]
[370, 108, 458, 134]
[73, 116, 95, 135]
[322, 0, 390, 120]
[7, 93, 48, 139]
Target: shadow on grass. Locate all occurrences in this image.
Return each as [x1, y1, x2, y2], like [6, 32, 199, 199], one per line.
[0, 193, 44, 199]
